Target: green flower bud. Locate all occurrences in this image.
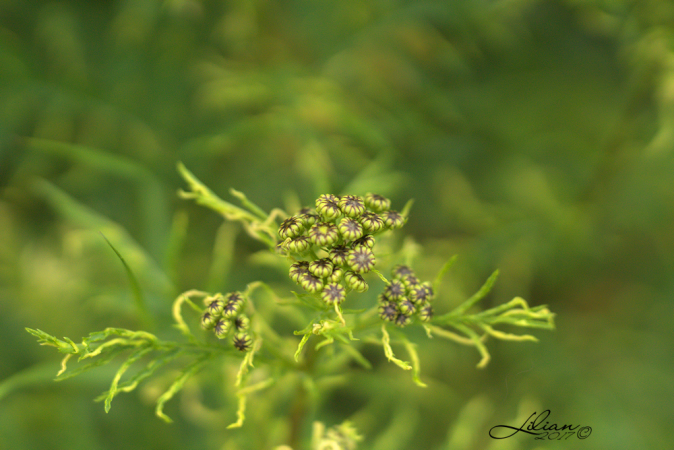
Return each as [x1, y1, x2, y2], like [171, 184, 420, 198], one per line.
[359, 212, 384, 233]
[222, 292, 244, 318]
[201, 311, 218, 330]
[234, 314, 250, 331]
[316, 194, 339, 205]
[391, 264, 415, 280]
[285, 236, 312, 253]
[352, 234, 375, 249]
[338, 195, 366, 218]
[344, 270, 368, 292]
[321, 283, 347, 304]
[419, 304, 433, 322]
[364, 193, 391, 212]
[384, 280, 406, 301]
[299, 213, 320, 228]
[300, 273, 324, 293]
[377, 293, 391, 305]
[309, 222, 339, 247]
[338, 217, 364, 241]
[398, 297, 416, 315]
[309, 258, 334, 278]
[213, 319, 231, 339]
[409, 285, 430, 303]
[381, 210, 405, 229]
[278, 217, 304, 239]
[222, 301, 242, 318]
[316, 195, 341, 220]
[378, 302, 398, 321]
[328, 266, 344, 283]
[275, 241, 288, 256]
[226, 291, 244, 304]
[395, 313, 411, 327]
[204, 297, 225, 316]
[347, 246, 376, 273]
[233, 332, 253, 352]
[289, 261, 310, 283]
[422, 282, 435, 300]
[401, 274, 421, 291]
[329, 244, 350, 266]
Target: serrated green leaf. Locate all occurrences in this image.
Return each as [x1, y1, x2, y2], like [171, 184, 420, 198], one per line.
[230, 188, 269, 221]
[25, 328, 80, 354]
[56, 346, 129, 381]
[95, 349, 185, 402]
[294, 334, 311, 362]
[155, 355, 210, 423]
[381, 325, 411, 371]
[104, 346, 154, 412]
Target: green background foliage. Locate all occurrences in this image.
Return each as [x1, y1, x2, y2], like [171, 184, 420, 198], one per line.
[1, 0, 672, 448]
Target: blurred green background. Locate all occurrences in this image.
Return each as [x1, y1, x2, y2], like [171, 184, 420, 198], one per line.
[1, 0, 673, 449]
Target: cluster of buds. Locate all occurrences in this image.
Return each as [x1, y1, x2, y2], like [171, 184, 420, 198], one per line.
[279, 193, 405, 305]
[200, 292, 253, 351]
[378, 265, 434, 327]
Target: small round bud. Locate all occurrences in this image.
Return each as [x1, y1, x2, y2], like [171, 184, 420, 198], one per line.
[381, 210, 405, 229]
[344, 270, 368, 292]
[204, 297, 225, 316]
[422, 282, 435, 300]
[309, 222, 339, 247]
[316, 194, 339, 205]
[299, 213, 320, 228]
[222, 292, 244, 318]
[338, 217, 364, 241]
[395, 313, 411, 327]
[289, 261, 310, 283]
[234, 314, 250, 331]
[321, 283, 347, 304]
[222, 301, 242, 318]
[338, 195, 366, 218]
[352, 234, 375, 249]
[233, 332, 253, 351]
[300, 273, 324, 293]
[419, 304, 433, 322]
[225, 291, 244, 304]
[401, 274, 421, 291]
[377, 293, 391, 305]
[364, 193, 391, 212]
[391, 264, 415, 280]
[359, 212, 384, 233]
[201, 311, 218, 330]
[278, 217, 304, 239]
[316, 195, 341, 220]
[379, 302, 398, 321]
[384, 280, 406, 301]
[285, 236, 311, 253]
[213, 319, 231, 339]
[309, 258, 334, 278]
[328, 266, 344, 283]
[275, 241, 288, 256]
[409, 285, 430, 304]
[329, 244, 350, 266]
[347, 246, 376, 274]
[398, 298, 416, 315]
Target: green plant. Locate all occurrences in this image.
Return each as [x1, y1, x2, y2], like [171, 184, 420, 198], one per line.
[26, 163, 555, 447]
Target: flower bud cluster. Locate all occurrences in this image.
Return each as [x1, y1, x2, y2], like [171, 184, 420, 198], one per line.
[378, 265, 434, 327]
[200, 292, 253, 351]
[279, 194, 404, 304]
